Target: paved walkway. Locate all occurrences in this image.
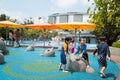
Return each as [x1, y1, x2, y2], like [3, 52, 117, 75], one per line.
[109, 47, 120, 80]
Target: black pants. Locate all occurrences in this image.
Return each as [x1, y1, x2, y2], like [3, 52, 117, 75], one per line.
[82, 53, 89, 61]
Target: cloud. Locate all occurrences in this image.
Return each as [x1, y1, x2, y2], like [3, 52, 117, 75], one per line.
[80, 0, 95, 11]
[80, 0, 90, 5]
[51, 0, 94, 8]
[0, 9, 48, 23]
[48, 7, 59, 15]
[80, 0, 94, 6]
[0, 9, 28, 23]
[51, 0, 78, 8]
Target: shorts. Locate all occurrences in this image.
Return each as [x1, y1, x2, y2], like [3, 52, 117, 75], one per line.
[82, 53, 89, 61]
[98, 55, 107, 67]
[60, 53, 67, 64]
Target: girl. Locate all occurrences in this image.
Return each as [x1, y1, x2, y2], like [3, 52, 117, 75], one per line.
[70, 39, 75, 54]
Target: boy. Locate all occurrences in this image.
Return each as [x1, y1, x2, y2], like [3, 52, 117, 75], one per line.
[76, 38, 90, 68]
[93, 36, 111, 78]
[58, 37, 71, 72]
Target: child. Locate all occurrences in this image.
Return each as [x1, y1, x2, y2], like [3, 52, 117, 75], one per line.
[0, 34, 4, 41]
[15, 29, 21, 47]
[57, 38, 61, 46]
[58, 37, 71, 72]
[76, 38, 90, 68]
[93, 36, 111, 78]
[70, 39, 75, 54]
[9, 30, 15, 46]
[48, 41, 51, 46]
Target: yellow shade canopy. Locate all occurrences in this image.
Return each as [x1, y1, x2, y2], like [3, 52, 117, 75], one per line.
[54, 22, 96, 31]
[25, 22, 60, 30]
[0, 21, 23, 28]
[25, 22, 60, 46]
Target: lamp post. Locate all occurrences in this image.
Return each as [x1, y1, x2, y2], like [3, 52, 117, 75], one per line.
[79, 30, 81, 40]
[79, 29, 84, 40]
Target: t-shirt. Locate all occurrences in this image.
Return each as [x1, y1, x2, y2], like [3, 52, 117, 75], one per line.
[9, 33, 12, 39]
[15, 31, 20, 38]
[75, 43, 87, 54]
[70, 43, 75, 53]
[96, 43, 110, 57]
[60, 43, 68, 56]
[63, 43, 68, 52]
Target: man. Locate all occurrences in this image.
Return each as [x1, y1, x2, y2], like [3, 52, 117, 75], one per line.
[15, 29, 21, 47]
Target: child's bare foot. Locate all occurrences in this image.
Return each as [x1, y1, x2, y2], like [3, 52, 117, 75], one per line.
[100, 72, 106, 78]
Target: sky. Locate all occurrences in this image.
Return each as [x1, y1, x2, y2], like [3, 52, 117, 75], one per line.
[0, 0, 94, 23]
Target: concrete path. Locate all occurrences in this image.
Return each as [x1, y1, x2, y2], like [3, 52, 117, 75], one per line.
[110, 47, 120, 80]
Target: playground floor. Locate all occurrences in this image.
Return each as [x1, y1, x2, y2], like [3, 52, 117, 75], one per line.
[0, 47, 119, 80]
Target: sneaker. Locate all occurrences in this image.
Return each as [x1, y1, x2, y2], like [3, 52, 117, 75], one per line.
[63, 70, 68, 72]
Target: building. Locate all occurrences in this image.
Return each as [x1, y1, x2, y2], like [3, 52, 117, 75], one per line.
[48, 12, 89, 24]
[48, 12, 97, 44]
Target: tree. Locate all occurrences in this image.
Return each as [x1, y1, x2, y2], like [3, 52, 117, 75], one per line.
[0, 14, 11, 39]
[22, 17, 34, 25]
[20, 18, 34, 40]
[0, 14, 10, 21]
[38, 17, 42, 22]
[0, 14, 21, 40]
[88, 0, 120, 45]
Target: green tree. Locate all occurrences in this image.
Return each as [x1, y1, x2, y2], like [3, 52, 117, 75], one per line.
[88, 0, 120, 45]
[0, 14, 10, 21]
[0, 14, 11, 39]
[22, 17, 34, 25]
[21, 17, 34, 40]
[38, 17, 42, 22]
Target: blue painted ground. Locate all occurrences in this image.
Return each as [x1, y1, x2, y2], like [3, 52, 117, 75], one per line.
[0, 47, 119, 80]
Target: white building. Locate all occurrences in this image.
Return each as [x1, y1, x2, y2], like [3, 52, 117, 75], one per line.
[48, 12, 97, 44]
[48, 12, 89, 24]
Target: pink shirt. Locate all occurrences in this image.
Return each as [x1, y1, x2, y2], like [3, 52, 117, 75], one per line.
[70, 43, 75, 54]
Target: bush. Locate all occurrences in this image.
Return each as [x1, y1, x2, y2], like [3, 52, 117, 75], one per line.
[112, 42, 120, 48]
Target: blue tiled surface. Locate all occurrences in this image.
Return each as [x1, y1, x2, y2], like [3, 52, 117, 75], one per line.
[0, 47, 119, 80]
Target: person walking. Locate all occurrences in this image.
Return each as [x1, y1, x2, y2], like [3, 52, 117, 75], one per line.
[93, 36, 111, 78]
[15, 29, 21, 47]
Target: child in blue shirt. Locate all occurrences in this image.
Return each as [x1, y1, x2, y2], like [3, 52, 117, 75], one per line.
[76, 38, 90, 68]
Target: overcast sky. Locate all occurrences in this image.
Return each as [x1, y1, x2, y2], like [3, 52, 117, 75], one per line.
[0, 0, 94, 23]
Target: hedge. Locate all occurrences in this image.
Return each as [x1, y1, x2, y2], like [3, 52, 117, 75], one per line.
[112, 42, 120, 48]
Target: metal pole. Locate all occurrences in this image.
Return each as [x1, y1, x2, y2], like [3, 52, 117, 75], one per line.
[44, 29, 46, 46]
[5, 27, 8, 45]
[75, 28, 77, 42]
[79, 31, 81, 40]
